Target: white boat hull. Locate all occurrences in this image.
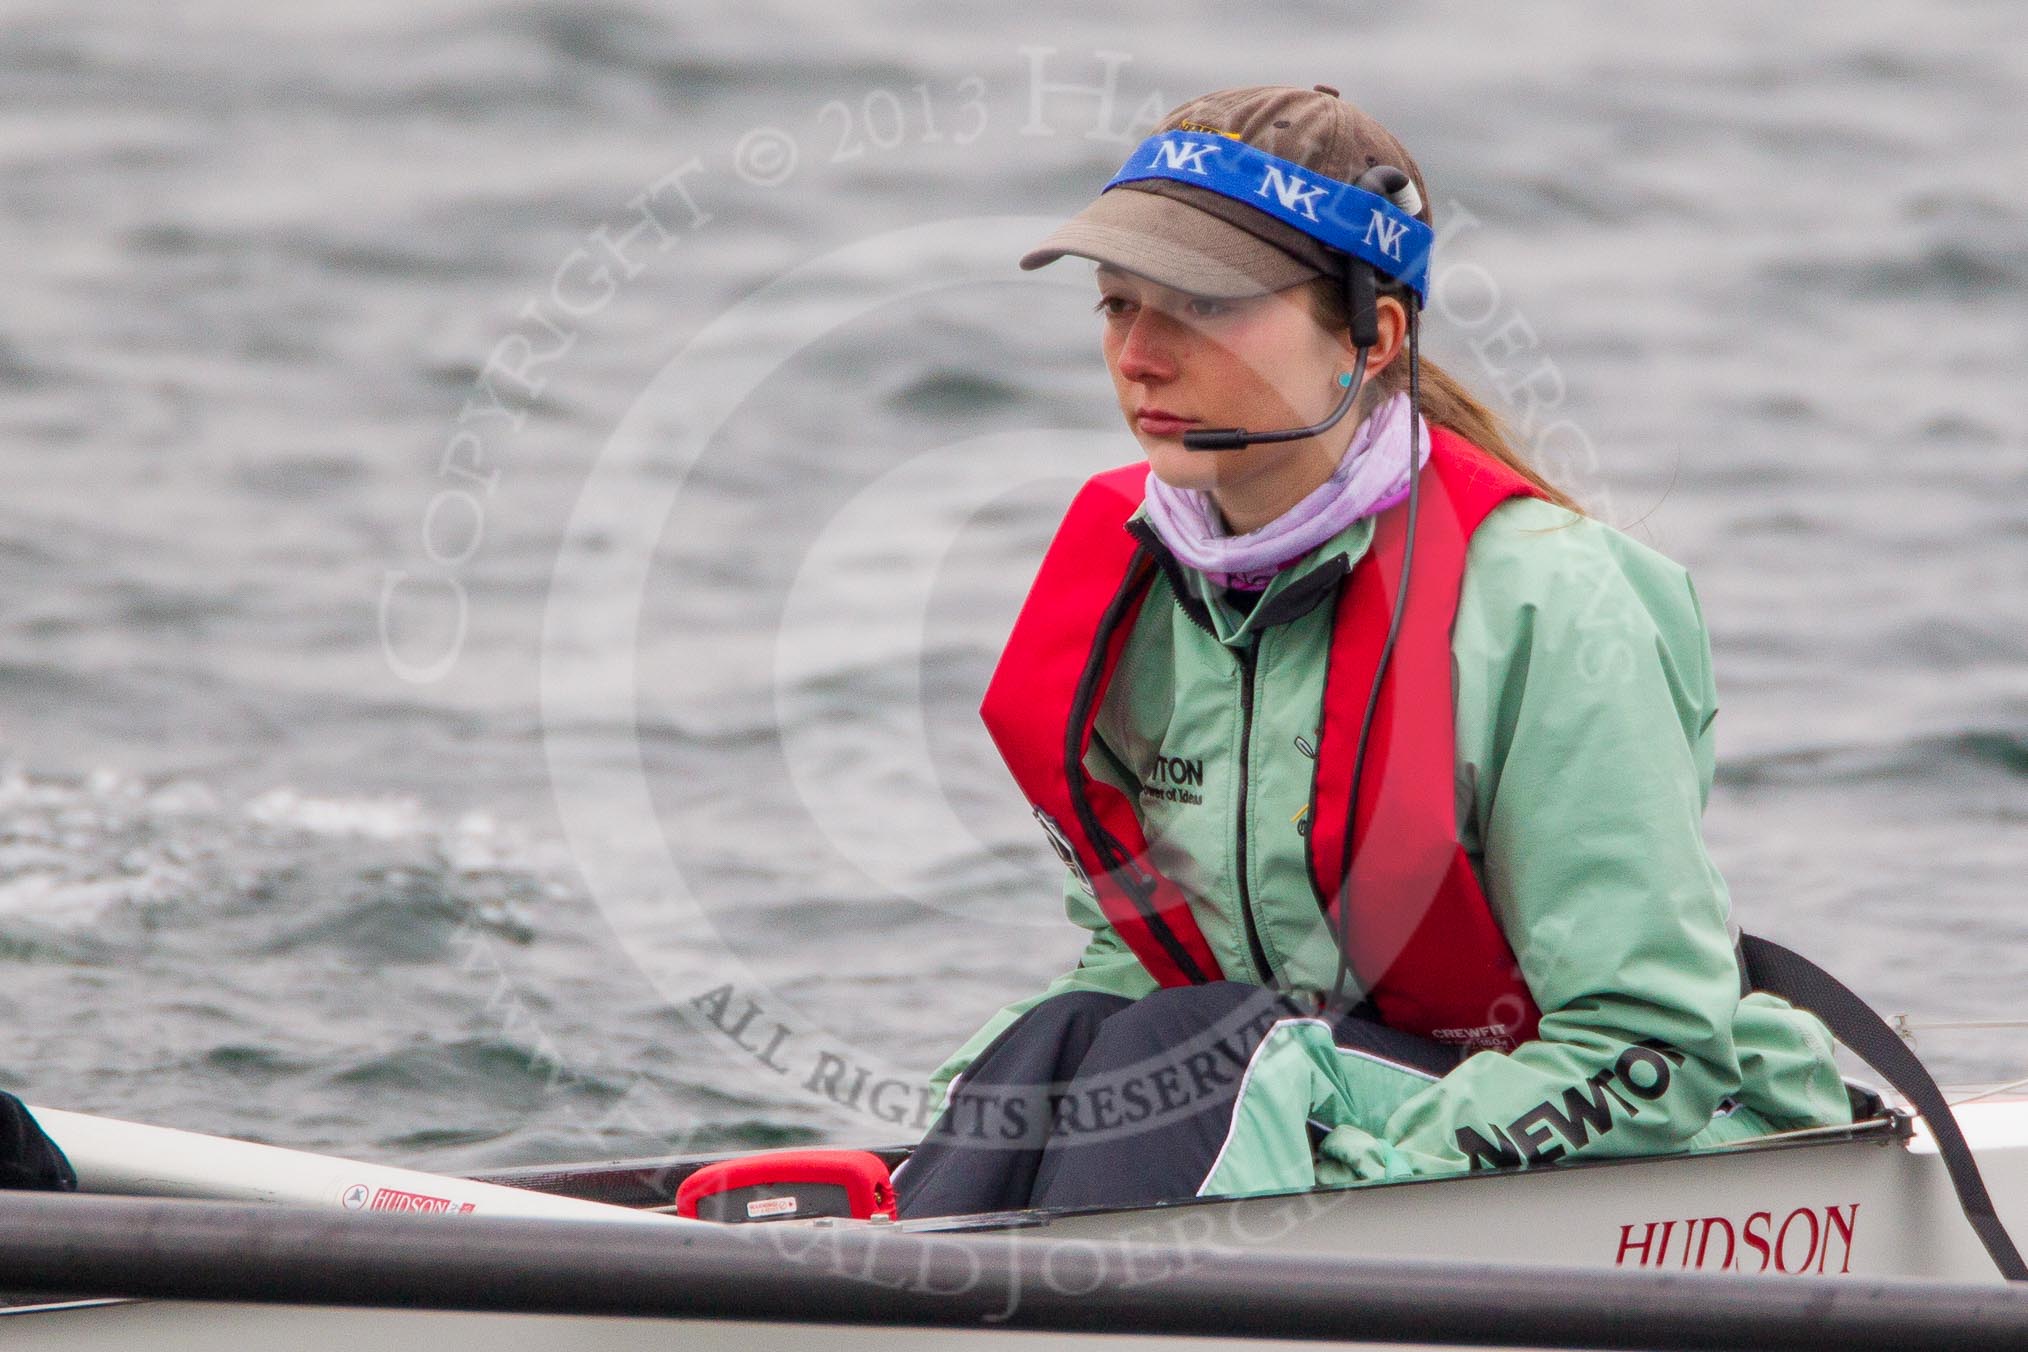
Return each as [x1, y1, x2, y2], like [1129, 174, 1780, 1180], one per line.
[4, 1097, 2025, 1349]
[31, 1106, 681, 1227]
[942, 1102, 2028, 1282]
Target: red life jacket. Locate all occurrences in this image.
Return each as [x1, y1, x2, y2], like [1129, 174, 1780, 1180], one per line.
[980, 427, 1546, 1052]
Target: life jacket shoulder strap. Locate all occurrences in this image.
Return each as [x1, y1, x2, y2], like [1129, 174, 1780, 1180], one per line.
[1307, 429, 1547, 1047]
[981, 465, 1224, 987]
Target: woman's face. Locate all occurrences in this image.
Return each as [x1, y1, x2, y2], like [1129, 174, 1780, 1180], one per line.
[1094, 264, 1359, 497]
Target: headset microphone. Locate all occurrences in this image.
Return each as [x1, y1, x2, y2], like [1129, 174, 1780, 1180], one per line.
[1182, 164, 1414, 453]
[1182, 363, 1368, 452]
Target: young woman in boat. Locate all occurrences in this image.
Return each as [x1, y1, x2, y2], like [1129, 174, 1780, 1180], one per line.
[894, 85, 1853, 1217]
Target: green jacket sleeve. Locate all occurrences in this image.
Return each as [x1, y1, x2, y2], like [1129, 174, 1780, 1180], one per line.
[1321, 500, 1763, 1180]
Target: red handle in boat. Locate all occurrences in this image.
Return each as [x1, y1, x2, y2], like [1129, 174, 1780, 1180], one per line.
[675, 1149, 895, 1223]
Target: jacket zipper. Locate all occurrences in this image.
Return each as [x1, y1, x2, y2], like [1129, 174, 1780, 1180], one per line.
[1235, 641, 1276, 988]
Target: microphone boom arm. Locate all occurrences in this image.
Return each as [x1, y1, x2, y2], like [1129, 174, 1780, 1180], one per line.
[1182, 350, 1371, 452]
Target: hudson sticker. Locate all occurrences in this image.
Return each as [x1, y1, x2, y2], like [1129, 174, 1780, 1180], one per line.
[367, 1186, 479, 1215]
[1615, 1203, 1860, 1274]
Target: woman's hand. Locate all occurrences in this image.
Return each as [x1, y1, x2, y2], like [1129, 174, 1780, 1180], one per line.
[1315, 1121, 1435, 1184]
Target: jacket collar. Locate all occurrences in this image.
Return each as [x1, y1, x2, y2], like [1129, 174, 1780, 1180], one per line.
[1127, 501, 1379, 646]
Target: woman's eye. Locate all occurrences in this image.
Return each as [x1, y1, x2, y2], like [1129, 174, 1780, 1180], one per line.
[1091, 294, 1228, 319]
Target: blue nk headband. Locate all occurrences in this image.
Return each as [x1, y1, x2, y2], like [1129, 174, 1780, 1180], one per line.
[1102, 130, 1433, 299]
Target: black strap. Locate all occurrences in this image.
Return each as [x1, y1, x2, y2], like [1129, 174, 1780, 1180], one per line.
[1740, 932, 2027, 1281]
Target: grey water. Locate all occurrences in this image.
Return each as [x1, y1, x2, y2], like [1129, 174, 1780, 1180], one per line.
[1, 1, 2022, 1174]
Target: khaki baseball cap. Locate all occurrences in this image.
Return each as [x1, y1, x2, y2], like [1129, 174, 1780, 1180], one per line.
[1019, 84, 1432, 299]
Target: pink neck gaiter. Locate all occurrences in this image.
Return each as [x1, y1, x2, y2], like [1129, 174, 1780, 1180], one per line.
[1141, 391, 1430, 591]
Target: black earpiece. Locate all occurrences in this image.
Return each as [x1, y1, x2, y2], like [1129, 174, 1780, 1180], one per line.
[1345, 258, 1378, 351]
[1344, 166, 1418, 350]
[1355, 164, 1419, 216]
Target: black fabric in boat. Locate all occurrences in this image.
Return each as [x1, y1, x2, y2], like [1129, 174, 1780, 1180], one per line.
[0, 1092, 76, 1192]
[894, 982, 1460, 1219]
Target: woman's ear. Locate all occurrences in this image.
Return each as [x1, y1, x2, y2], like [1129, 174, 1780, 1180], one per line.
[1354, 294, 1409, 382]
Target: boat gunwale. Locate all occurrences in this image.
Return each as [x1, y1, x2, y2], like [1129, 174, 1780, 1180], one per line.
[463, 1109, 1915, 1222]
[895, 1110, 1917, 1234]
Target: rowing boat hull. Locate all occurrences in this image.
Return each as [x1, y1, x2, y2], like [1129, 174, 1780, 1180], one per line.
[922, 1102, 2028, 1282]
[3, 1098, 2024, 1349]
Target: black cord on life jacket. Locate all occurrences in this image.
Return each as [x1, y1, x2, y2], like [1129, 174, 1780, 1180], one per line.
[1326, 298, 1422, 1017]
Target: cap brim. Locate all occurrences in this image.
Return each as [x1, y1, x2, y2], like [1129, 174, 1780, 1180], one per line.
[1018, 187, 1320, 299]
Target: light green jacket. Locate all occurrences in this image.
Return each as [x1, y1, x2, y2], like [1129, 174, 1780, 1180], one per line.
[930, 493, 1851, 1192]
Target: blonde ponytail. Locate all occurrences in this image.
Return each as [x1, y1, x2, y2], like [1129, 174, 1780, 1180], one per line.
[1381, 355, 1583, 515]
[1307, 279, 1584, 516]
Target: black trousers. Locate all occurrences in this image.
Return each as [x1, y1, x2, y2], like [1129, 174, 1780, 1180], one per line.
[895, 981, 1460, 1218]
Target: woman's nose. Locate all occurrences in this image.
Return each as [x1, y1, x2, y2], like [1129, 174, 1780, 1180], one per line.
[1115, 308, 1182, 383]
